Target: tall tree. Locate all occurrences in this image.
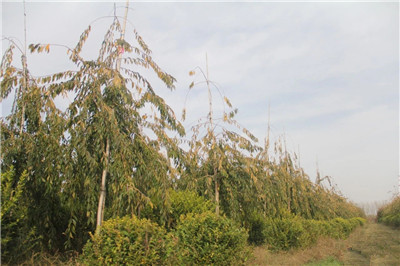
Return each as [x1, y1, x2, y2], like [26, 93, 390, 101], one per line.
[181, 57, 260, 217]
[28, 15, 184, 249]
[1, 38, 68, 258]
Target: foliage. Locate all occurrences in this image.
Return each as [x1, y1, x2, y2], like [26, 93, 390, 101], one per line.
[263, 216, 309, 250]
[174, 211, 250, 265]
[248, 213, 365, 250]
[167, 190, 215, 229]
[248, 212, 268, 245]
[377, 196, 400, 227]
[0, 167, 41, 263]
[180, 65, 261, 221]
[24, 16, 182, 250]
[140, 189, 215, 230]
[248, 140, 365, 222]
[80, 216, 173, 265]
[1, 38, 68, 259]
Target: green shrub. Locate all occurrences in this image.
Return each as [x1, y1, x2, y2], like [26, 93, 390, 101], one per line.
[254, 215, 365, 251]
[1, 168, 41, 264]
[263, 217, 308, 250]
[355, 217, 366, 226]
[167, 190, 215, 230]
[248, 212, 268, 245]
[301, 219, 325, 246]
[348, 217, 365, 228]
[377, 196, 400, 228]
[329, 218, 353, 239]
[80, 216, 172, 265]
[326, 218, 343, 239]
[174, 211, 249, 265]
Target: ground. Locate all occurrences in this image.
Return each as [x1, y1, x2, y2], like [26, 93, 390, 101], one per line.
[247, 222, 400, 266]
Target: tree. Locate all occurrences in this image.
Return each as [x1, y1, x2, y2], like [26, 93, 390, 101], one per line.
[24, 14, 184, 250]
[1, 39, 68, 258]
[180, 56, 260, 217]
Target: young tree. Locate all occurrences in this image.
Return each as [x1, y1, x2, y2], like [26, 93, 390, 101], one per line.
[27, 14, 184, 249]
[180, 57, 260, 217]
[1, 39, 68, 258]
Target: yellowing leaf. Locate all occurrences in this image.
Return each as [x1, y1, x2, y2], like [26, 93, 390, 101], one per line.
[223, 113, 228, 122]
[189, 70, 195, 76]
[189, 81, 194, 89]
[113, 76, 121, 87]
[224, 96, 232, 108]
[45, 44, 50, 53]
[182, 109, 186, 121]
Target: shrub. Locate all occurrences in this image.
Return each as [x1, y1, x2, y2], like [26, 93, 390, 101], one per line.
[174, 211, 249, 265]
[263, 217, 308, 250]
[248, 212, 268, 245]
[301, 219, 325, 246]
[330, 218, 353, 239]
[1, 168, 41, 264]
[167, 190, 215, 230]
[377, 196, 400, 228]
[80, 216, 172, 265]
[355, 217, 366, 226]
[250, 214, 366, 250]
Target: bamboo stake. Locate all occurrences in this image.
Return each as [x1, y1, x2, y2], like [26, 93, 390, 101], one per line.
[96, 0, 129, 234]
[96, 138, 110, 234]
[205, 55, 219, 215]
[19, 0, 28, 135]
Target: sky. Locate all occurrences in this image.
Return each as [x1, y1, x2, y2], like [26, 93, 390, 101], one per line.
[2, 1, 399, 204]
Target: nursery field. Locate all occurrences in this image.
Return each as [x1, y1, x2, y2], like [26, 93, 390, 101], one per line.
[2, 3, 394, 265]
[248, 221, 400, 266]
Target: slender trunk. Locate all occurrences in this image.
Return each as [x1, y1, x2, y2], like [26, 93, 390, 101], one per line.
[95, 0, 129, 235]
[20, 1, 27, 135]
[206, 54, 212, 127]
[96, 138, 110, 234]
[19, 56, 28, 135]
[19, 104, 25, 135]
[206, 54, 219, 215]
[215, 172, 219, 215]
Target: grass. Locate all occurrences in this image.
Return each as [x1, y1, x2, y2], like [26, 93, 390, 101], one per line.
[247, 221, 400, 266]
[305, 256, 343, 266]
[340, 222, 400, 265]
[248, 237, 347, 265]
[4, 251, 79, 266]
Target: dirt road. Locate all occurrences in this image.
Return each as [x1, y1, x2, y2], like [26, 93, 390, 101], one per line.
[248, 222, 400, 265]
[340, 222, 400, 265]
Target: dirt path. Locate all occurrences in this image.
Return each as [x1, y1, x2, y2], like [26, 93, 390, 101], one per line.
[340, 222, 400, 265]
[247, 222, 400, 266]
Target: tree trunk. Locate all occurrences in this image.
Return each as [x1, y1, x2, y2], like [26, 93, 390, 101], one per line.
[215, 173, 219, 216]
[19, 55, 28, 135]
[96, 137, 110, 234]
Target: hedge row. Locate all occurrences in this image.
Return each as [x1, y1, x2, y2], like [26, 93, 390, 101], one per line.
[79, 190, 366, 265]
[377, 196, 400, 228]
[80, 212, 249, 265]
[248, 214, 365, 250]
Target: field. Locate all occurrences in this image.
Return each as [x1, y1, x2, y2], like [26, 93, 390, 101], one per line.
[248, 221, 400, 265]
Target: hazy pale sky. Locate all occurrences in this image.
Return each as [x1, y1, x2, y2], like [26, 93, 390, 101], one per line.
[2, 1, 399, 204]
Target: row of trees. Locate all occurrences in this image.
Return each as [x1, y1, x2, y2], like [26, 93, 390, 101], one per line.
[1, 14, 363, 263]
